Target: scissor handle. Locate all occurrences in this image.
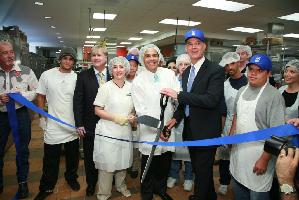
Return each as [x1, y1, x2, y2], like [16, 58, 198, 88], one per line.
[160, 94, 169, 121]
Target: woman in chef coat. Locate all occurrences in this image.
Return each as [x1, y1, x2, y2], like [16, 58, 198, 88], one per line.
[93, 56, 136, 200]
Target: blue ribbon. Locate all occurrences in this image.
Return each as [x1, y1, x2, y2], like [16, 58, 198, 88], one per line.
[8, 93, 299, 147]
[6, 98, 22, 200]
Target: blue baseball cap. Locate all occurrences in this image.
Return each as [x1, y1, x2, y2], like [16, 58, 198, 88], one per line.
[184, 29, 205, 42]
[247, 54, 272, 71]
[126, 54, 139, 63]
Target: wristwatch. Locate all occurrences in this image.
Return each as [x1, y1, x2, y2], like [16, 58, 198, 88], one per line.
[280, 183, 296, 194]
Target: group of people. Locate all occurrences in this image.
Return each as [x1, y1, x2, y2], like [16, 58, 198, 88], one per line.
[0, 26, 298, 200]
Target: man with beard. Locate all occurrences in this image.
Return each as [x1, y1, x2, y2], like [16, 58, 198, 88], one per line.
[217, 52, 247, 195]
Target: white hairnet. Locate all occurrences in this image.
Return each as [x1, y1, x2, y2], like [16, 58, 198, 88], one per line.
[108, 56, 131, 76]
[138, 44, 164, 67]
[285, 59, 299, 72]
[128, 47, 139, 56]
[235, 45, 252, 57]
[219, 52, 240, 67]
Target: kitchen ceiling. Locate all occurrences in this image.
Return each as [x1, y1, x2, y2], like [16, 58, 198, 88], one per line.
[1, 0, 299, 49]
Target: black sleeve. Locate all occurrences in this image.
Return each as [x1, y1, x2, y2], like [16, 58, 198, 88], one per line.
[73, 73, 84, 127]
[220, 95, 227, 117]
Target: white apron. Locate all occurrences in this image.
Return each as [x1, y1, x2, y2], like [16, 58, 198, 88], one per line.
[230, 84, 275, 192]
[279, 85, 299, 120]
[218, 79, 239, 160]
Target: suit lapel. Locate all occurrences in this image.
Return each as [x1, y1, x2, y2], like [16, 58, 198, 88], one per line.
[88, 67, 99, 87]
[182, 66, 190, 92]
[190, 59, 209, 92]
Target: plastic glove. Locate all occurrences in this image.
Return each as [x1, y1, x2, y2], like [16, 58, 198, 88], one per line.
[113, 115, 128, 126]
[39, 117, 47, 131]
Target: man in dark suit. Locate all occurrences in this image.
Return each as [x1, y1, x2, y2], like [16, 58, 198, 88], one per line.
[73, 46, 110, 196]
[161, 28, 224, 200]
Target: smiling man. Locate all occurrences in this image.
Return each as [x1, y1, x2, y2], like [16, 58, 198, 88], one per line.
[73, 46, 111, 196]
[0, 41, 38, 199]
[131, 44, 180, 200]
[229, 54, 285, 200]
[161, 28, 224, 200]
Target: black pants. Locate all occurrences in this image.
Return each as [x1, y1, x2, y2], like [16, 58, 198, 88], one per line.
[83, 134, 98, 187]
[39, 138, 79, 191]
[140, 151, 172, 200]
[219, 159, 231, 185]
[184, 118, 217, 200]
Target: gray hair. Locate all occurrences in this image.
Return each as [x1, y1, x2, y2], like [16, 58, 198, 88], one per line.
[176, 54, 191, 67]
[91, 45, 108, 57]
[108, 56, 131, 76]
[138, 44, 163, 67]
[285, 59, 299, 72]
[0, 41, 13, 48]
[235, 45, 252, 57]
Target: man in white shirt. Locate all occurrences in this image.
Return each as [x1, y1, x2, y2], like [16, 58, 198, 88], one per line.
[132, 44, 180, 200]
[34, 47, 80, 200]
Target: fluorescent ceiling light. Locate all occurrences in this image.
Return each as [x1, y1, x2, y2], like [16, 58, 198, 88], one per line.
[116, 45, 125, 48]
[57, 36, 62, 39]
[50, 26, 56, 29]
[86, 35, 101, 39]
[278, 13, 299, 22]
[89, 28, 107, 32]
[58, 49, 61, 52]
[159, 19, 201, 26]
[192, 0, 253, 12]
[106, 43, 117, 46]
[55, 51, 60, 54]
[85, 41, 97, 44]
[44, 16, 52, 19]
[120, 42, 132, 45]
[282, 48, 289, 50]
[227, 27, 263, 33]
[59, 41, 64, 43]
[34, 2, 43, 6]
[140, 30, 159, 34]
[128, 37, 142, 41]
[283, 33, 299, 38]
[84, 44, 94, 47]
[232, 44, 241, 47]
[93, 13, 117, 20]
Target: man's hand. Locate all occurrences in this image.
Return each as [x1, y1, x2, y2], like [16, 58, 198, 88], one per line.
[276, 148, 299, 185]
[253, 153, 270, 175]
[287, 118, 299, 128]
[160, 88, 178, 99]
[76, 126, 86, 138]
[127, 114, 137, 125]
[0, 93, 9, 104]
[166, 118, 177, 130]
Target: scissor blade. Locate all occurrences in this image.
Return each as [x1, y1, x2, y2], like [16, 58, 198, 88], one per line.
[137, 115, 160, 128]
